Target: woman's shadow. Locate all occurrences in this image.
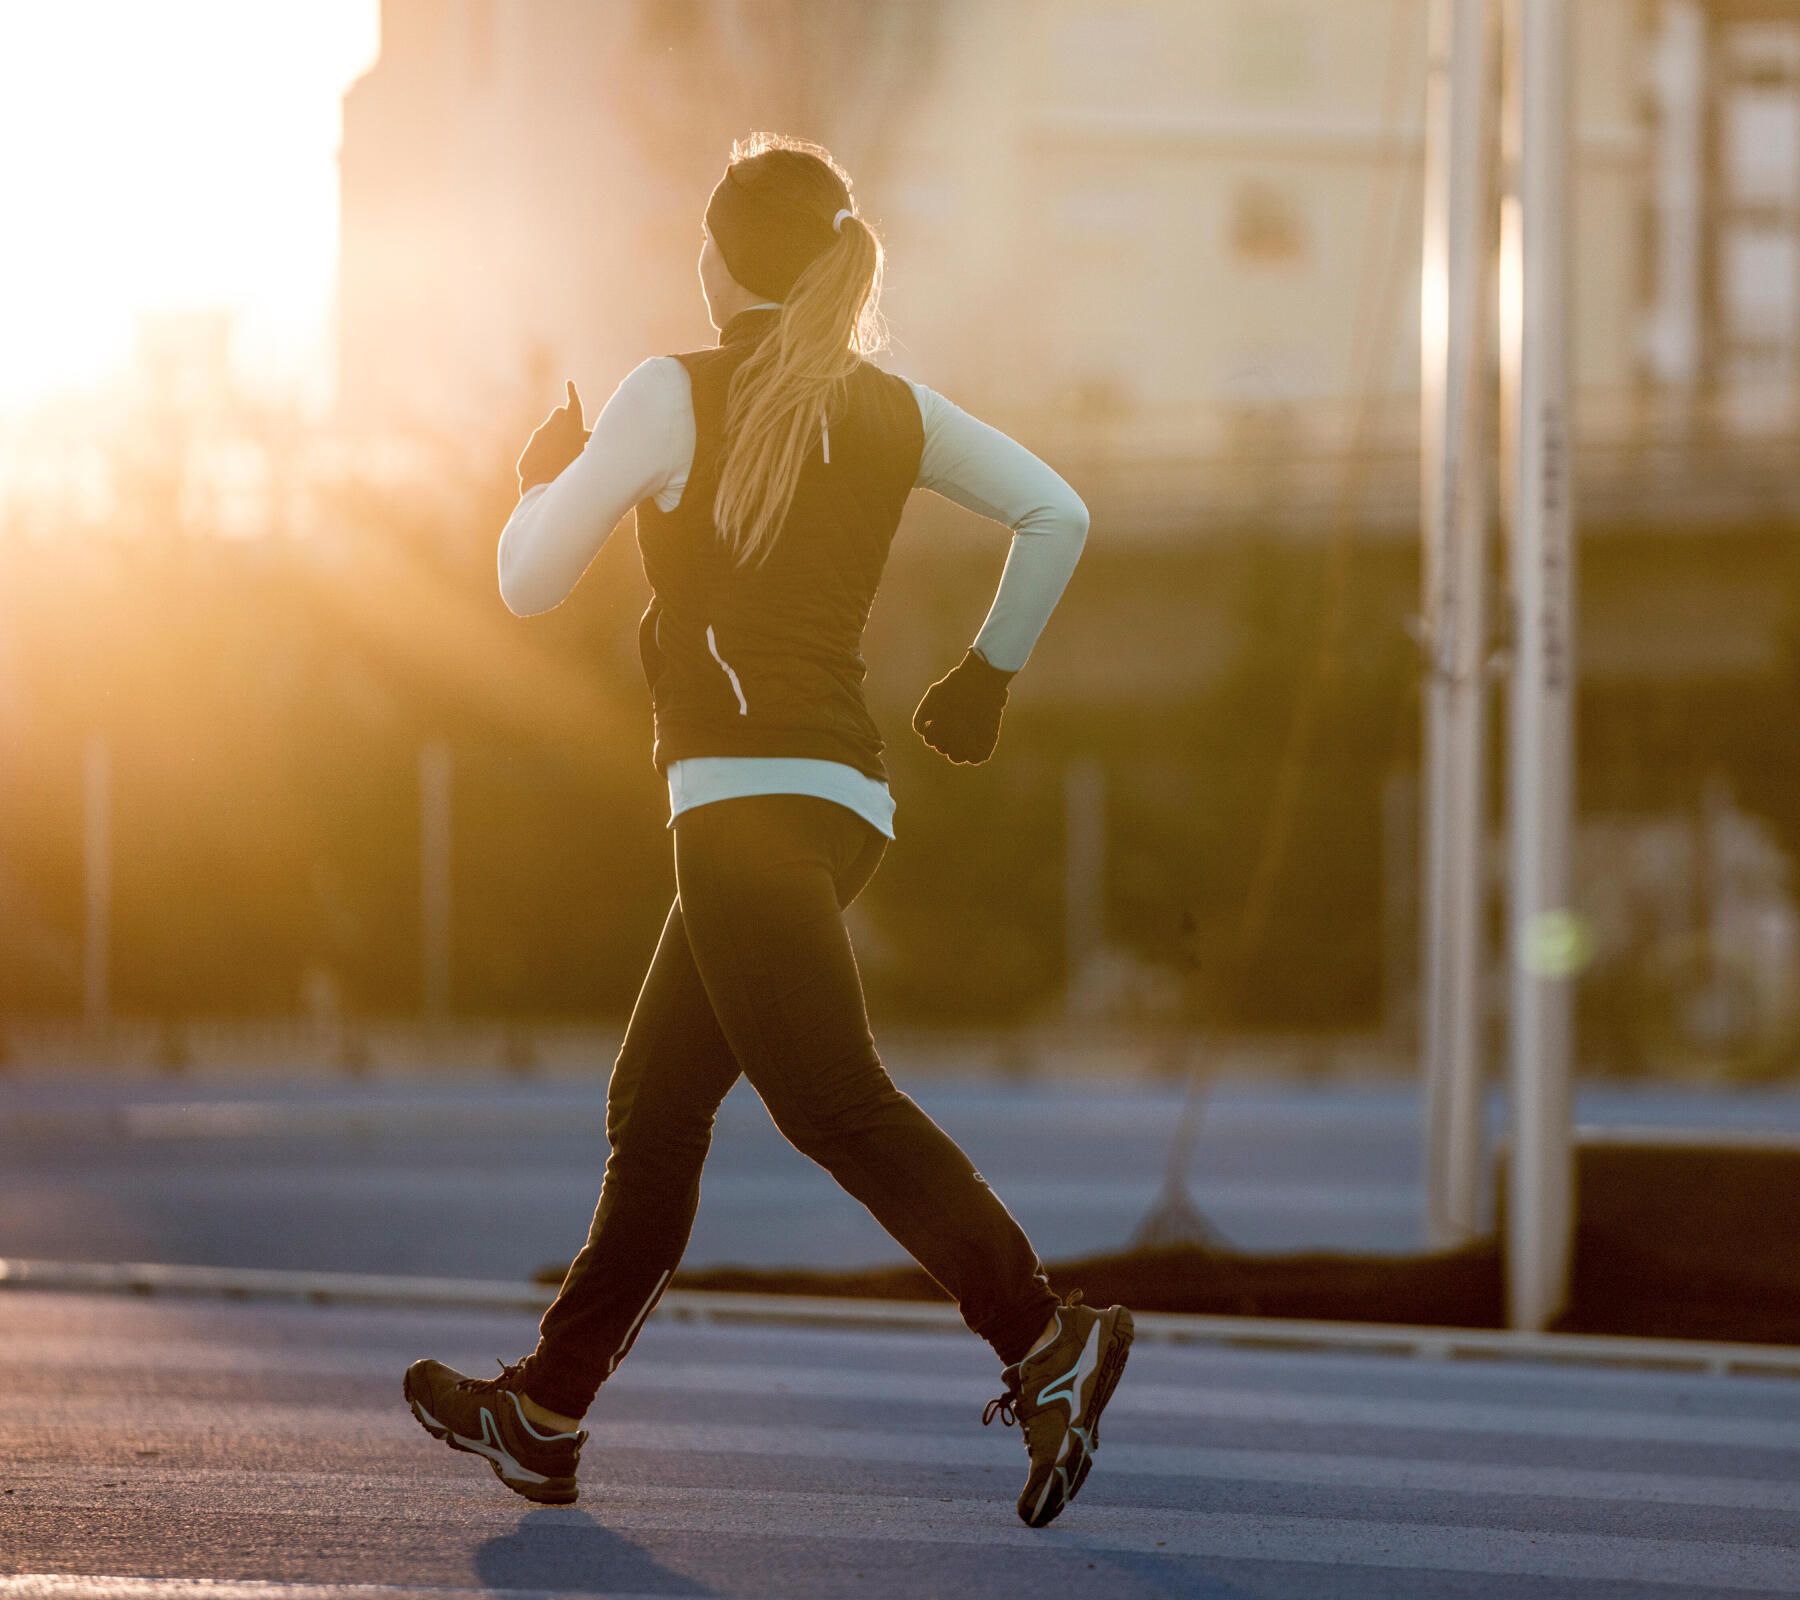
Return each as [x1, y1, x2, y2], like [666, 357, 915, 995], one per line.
[476, 1507, 713, 1596]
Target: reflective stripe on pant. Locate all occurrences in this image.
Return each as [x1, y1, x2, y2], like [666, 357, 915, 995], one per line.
[522, 792, 1058, 1419]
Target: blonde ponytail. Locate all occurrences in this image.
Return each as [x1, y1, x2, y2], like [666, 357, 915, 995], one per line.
[711, 139, 886, 568]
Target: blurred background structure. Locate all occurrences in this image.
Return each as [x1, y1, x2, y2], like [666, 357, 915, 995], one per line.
[3, 0, 1800, 1084]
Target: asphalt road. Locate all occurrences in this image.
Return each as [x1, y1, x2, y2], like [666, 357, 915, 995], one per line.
[6, 1288, 1800, 1598]
[4, 1076, 1800, 1280]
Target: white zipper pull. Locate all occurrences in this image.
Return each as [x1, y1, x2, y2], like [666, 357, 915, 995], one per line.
[821, 407, 831, 465]
[706, 624, 749, 716]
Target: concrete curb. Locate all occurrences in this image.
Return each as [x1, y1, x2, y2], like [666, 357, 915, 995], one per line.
[5, 1256, 1799, 1380]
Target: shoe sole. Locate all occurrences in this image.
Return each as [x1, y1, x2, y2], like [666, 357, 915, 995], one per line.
[402, 1373, 579, 1506]
[1028, 1306, 1135, 1528]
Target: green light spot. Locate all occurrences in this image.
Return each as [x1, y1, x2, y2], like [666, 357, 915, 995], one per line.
[1520, 909, 1593, 979]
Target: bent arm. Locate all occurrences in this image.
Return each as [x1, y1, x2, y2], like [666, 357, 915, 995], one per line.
[497, 357, 693, 616]
[907, 381, 1090, 673]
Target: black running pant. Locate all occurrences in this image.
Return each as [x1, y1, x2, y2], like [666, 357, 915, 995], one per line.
[522, 792, 1059, 1419]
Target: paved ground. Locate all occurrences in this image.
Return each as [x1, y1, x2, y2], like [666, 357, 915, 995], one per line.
[5, 1289, 1800, 1598]
[6, 1076, 1800, 1280]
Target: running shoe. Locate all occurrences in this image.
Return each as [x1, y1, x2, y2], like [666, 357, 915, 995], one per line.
[982, 1292, 1134, 1528]
[403, 1356, 584, 1505]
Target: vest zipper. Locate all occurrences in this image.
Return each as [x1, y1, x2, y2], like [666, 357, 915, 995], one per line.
[706, 624, 749, 716]
[820, 406, 830, 465]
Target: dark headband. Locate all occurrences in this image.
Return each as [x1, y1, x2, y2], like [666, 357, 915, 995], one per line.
[704, 164, 843, 302]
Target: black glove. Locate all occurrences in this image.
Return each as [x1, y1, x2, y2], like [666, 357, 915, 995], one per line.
[912, 648, 1016, 764]
[517, 380, 591, 493]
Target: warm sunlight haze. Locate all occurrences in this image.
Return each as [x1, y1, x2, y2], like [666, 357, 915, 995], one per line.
[0, 0, 379, 416]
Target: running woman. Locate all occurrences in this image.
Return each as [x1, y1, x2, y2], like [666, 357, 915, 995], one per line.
[404, 133, 1132, 1530]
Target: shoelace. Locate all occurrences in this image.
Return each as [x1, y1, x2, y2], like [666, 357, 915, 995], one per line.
[465, 1356, 530, 1393]
[982, 1289, 1087, 1429]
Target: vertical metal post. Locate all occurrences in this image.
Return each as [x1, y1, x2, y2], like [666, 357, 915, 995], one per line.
[1502, 0, 1576, 1332]
[1064, 756, 1106, 1020]
[83, 734, 110, 1028]
[1420, 0, 1496, 1248]
[420, 740, 452, 1022]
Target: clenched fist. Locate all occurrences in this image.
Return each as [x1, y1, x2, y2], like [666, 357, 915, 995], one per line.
[912, 648, 1016, 765]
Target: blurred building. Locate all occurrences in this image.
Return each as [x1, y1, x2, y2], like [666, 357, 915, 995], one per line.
[339, 1, 1800, 531]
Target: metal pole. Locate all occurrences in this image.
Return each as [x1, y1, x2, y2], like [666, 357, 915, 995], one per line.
[1420, 0, 1496, 1248]
[420, 740, 452, 1022]
[1502, 0, 1576, 1332]
[83, 733, 110, 1028]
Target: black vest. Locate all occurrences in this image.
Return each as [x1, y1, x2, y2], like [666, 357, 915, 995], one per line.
[635, 307, 925, 782]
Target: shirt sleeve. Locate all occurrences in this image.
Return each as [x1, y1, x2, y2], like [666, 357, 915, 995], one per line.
[496, 356, 695, 616]
[906, 379, 1090, 673]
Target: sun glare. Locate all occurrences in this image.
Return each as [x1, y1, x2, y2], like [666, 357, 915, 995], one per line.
[0, 0, 379, 416]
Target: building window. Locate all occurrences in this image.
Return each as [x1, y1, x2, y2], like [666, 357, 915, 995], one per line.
[1231, 181, 1307, 266]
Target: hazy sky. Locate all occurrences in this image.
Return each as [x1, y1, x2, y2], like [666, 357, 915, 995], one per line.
[0, 0, 380, 415]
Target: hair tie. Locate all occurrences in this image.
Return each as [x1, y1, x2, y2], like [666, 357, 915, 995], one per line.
[832, 208, 854, 234]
